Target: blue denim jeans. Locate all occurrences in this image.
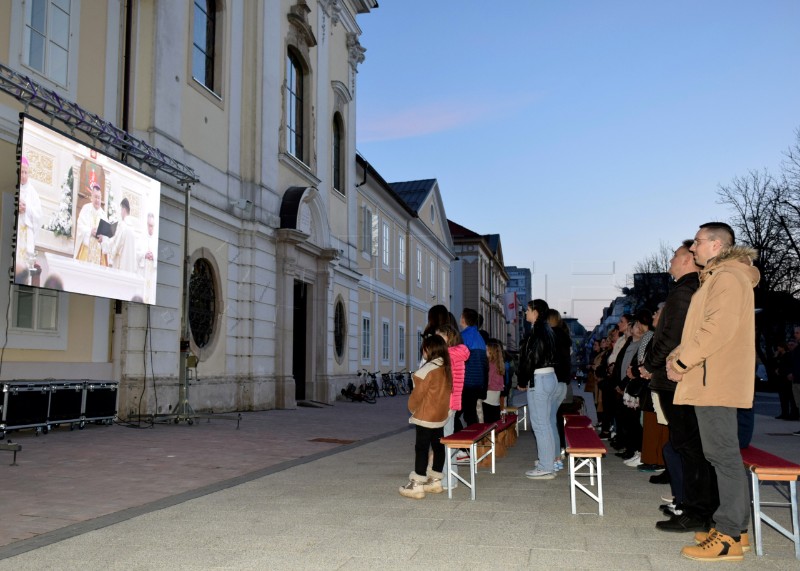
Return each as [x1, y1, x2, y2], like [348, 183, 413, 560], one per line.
[553, 381, 568, 456]
[527, 370, 559, 473]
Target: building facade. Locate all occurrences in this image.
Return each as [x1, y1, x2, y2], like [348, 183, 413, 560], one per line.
[505, 265, 532, 349]
[448, 220, 509, 343]
[0, 0, 386, 418]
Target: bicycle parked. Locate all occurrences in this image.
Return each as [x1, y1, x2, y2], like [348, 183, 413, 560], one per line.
[340, 369, 378, 403]
[380, 372, 398, 397]
[393, 369, 411, 395]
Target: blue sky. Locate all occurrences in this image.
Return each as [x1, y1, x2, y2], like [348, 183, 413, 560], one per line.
[355, 1, 800, 327]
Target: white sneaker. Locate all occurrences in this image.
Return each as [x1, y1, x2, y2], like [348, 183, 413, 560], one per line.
[623, 451, 642, 467]
[525, 468, 556, 480]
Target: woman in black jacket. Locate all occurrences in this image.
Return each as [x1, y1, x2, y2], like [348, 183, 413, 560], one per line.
[516, 299, 559, 479]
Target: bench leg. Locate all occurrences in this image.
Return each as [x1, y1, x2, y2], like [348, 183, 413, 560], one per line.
[569, 455, 577, 515]
[750, 472, 763, 557]
[597, 457, 604, 516]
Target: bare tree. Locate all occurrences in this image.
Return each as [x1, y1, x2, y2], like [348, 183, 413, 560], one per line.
[633, 241, 673, 275]
[717, 169, 800, 296]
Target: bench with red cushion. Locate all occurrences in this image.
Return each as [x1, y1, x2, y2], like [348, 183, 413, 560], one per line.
[564, 417, 607, 516]
[492, 414, 518, 456]
[440, 422, 497, 500]
[739, 446, 800, 559]
[563, 414, 593, 429]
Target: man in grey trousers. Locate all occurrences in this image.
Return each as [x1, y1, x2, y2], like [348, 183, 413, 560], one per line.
[667, 222, 760, 562]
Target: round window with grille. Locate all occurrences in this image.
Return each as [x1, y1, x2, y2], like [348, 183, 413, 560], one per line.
[188, 258, 216, 348]
[334, 297, 346, 363]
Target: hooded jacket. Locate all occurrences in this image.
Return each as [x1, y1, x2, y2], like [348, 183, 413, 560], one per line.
[408, 357, 451, 428]
[461, 326, 488, 391]
[671, 246, 760, 408]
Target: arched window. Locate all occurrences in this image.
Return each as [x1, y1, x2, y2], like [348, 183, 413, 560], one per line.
[286, 51, 304, 161]
[192, 0, 218, 92]
[332, 115, 343, 194]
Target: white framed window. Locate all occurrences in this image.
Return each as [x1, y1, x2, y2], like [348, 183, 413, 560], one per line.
[332, 115, 344, 194]
[398, 324, 406, 364]
[286, 51, 305, 161]
[382, 221, 390, 268]
[192, 0, 223, 95]
[398, 234, 405, 277]
[382, 320, 390, 362]
[441, 268, 447, 300]
[362, 206, 373, 254]
[429, 258, 435, 293]
[361, 314, 371, 361]
[12, 285, 58, 332]
[21, 0, 76, 88]
[416, 248, 422, 285]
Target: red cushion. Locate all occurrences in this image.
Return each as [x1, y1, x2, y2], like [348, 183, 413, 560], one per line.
[565, 427, 607, 454]
[563, 414, 592, 428]
[740, 446, 800, 474]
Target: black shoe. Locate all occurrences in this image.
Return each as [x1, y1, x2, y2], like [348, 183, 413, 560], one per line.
[649, 471, 670, 484]
[598, 431, 611, 439]
[655, 513, 708, 532]
[637, 463, 665, 473]
[786, 413, 800, 421]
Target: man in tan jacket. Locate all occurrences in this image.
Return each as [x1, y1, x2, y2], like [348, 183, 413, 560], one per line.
[667, 222, 759, 562]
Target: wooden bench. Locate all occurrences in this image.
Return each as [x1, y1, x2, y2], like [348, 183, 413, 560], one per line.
[440, 422, 497, 500]
[740, 445, 800, 560]
[564, 415, 607, 515]
[494, 414, 518, 458]
[503, 403, 527, 434]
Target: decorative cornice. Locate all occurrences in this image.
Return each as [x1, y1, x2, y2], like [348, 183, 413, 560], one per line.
[318, 0, 342, 27]
[288, 0, 317, 48]
[346, 33, 366, 71]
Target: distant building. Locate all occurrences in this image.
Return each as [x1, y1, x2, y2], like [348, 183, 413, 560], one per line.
[448, 220, 509, 343]
[505, 266, 532, 349]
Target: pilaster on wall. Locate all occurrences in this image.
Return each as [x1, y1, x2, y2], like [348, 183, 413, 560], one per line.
[150, 1, 186, 157]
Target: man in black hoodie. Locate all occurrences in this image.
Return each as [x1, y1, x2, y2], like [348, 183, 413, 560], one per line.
[642, 240, 716, 533]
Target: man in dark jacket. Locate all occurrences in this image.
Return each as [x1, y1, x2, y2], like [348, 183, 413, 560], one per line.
[642, 240, 714, 533]
[459, 308, 488, 429]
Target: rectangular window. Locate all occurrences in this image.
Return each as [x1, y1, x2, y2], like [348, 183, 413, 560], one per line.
[361, 315, 371, 361]
[192, 0, 216, 90]
[12, 285, 58, 331]
[430, 258, 435, 293]
[286, 53, 304, 160]
[382, 321, 390, 361]
[398, 324, 406, 364]
[24, 0, 71, 86]
[398, 234, 405, 276]
[441, 268, 446, 300]
[416, 248, 422, 285]
[382, 221, 390, 267]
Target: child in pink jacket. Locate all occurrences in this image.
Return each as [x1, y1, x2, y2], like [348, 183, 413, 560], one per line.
[436, 324, 470, 488]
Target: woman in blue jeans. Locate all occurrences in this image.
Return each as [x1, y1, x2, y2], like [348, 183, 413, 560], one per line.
[516, 299, 559, 480]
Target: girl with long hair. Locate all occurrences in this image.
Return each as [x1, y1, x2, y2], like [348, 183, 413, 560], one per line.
[399, 335, 453, 499]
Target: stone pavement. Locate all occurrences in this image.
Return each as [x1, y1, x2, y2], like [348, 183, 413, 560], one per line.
[0, 388, 798, 570]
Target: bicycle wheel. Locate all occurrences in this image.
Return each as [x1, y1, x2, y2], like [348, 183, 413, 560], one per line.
[364, 382, 378, 403]
[387, 381, 397, 397]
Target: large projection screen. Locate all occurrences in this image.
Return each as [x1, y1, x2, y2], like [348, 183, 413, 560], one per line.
[13, 115, 161, 304]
